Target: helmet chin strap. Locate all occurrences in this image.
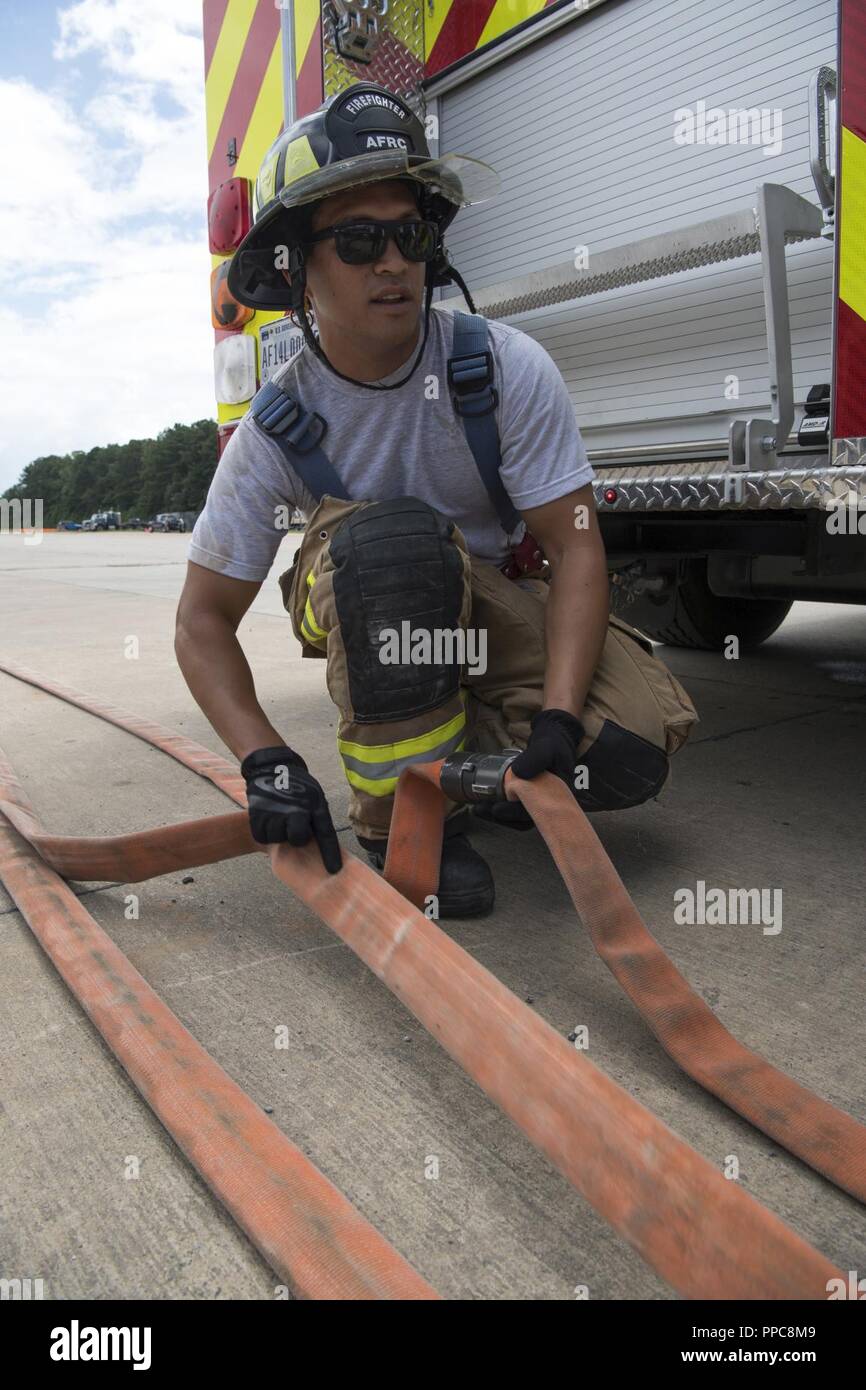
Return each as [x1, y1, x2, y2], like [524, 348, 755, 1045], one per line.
[293, 253, 479, 391]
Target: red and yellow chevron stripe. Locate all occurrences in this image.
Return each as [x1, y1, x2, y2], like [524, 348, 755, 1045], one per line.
[294, 0, 324, 118]
[201, 1, 561, 420]
[424, 0, 558, 77]
[834, 0, 866, 440]
[205, 0, 282, 190]
[204, 0, 301, 421]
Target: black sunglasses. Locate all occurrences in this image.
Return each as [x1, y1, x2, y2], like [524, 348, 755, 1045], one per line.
[305, 218, 440, 265]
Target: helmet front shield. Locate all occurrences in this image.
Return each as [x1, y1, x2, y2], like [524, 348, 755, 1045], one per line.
[277, 151, 501, 213]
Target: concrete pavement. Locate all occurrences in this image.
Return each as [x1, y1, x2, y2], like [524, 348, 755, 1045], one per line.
[1, 530, 864, 1299]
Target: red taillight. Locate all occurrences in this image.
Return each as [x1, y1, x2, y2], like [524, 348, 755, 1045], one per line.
[217, 423, 239, 459]
[211, 261, 254, 330]
[208, 178, 252, 254]
[603, 487, 619, 504]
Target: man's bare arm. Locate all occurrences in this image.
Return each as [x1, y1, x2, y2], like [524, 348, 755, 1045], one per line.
[520, 483, 609, 719]
[174, 560, 288, 762]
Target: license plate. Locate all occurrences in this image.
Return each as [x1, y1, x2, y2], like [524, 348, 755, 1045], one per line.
[259, 318, 304, 382]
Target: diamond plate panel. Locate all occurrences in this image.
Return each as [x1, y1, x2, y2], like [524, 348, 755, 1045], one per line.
[322, 1, 425, 117]
[832, 435, 866, 471]
[593, 453, 866, 512]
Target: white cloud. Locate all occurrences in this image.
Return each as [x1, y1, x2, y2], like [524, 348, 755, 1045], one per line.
[0, 236, 215, 469]
[54, 0, 203, 111]
[1, 78, 115, 272]
[1, 0, 217, 488]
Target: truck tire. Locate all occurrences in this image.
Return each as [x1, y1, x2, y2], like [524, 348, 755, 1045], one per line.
[620, 560, 793, 651]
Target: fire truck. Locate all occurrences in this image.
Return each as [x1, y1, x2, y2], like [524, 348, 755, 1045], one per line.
[202, 0, 865, 649]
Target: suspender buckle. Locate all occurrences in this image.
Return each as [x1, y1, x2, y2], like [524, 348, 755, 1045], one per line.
[448, 350, 499, 418]
[252, 383, 327, 455]
[279, 407, 327, 455]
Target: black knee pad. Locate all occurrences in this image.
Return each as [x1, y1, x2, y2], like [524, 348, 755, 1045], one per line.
[329, 497, 466, 723]
[575, 720, 669, 812]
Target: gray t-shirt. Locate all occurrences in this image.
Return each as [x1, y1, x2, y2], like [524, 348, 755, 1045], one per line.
[188, 304, 593, 581]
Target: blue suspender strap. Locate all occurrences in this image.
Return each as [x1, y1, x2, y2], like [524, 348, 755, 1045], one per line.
[249, 379, 351, 502]
[447, 310, 522, 535]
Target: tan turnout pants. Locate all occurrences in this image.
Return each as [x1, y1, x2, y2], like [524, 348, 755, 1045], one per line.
[279, 496, 698, 843]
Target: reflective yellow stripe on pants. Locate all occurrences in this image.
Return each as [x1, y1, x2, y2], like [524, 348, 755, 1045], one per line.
[337, 704, 467, 798]
[301, 571, 327, 649]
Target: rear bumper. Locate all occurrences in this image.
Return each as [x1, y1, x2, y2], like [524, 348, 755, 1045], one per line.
[593, 440, 866, 514]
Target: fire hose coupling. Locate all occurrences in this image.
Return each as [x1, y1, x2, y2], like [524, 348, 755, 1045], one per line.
[439, 749, 520, 803]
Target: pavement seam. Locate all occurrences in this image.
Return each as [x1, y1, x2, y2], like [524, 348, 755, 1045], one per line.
[691, 701, 863, 745]
[678, 671, 866, 701]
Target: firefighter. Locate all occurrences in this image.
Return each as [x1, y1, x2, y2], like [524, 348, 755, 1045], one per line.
[176, 83, 697, 917]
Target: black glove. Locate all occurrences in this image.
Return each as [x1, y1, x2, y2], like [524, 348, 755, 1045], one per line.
[510, 709, 585, 788]
[241, 745, 342, 874]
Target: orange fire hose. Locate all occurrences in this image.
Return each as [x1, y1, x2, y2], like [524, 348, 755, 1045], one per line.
[0, 798, 259, 881]
[389, 763, 866, 1207]
[0, 775, 437, 1300]
[268, 839, 846, 1298]
[0, 658, 859, 1298]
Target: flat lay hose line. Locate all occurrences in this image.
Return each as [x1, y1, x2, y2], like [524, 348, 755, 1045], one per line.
[391, 761, 866, 1207]
[0, 658, 859, 1299]
[0, 749, 436, 1300]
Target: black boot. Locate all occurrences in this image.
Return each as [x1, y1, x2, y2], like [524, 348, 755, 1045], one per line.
[357, 825, 495, 919]
[471, 799, 535, 831]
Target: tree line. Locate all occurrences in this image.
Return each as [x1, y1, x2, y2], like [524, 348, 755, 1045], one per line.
[1, 419, 219, 527]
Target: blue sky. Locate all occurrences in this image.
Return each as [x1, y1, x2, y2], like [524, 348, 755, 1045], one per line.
[0, 0, 215, 490]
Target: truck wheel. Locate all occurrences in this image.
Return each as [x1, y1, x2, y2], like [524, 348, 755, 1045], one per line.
[619, 560, 793, 651]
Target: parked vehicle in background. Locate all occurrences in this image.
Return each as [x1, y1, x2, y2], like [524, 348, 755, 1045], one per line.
[81, 510, 122, 531]
[125, 517, 146, 530]
[56, 520, 82, 531]
[155, 513, 186, 532]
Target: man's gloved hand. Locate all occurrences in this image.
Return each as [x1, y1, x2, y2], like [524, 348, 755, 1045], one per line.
[510, 708, 585, 787]
[241, 745, 342, 874]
